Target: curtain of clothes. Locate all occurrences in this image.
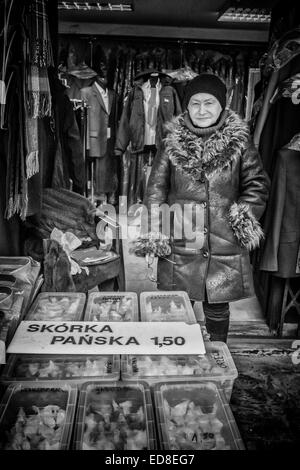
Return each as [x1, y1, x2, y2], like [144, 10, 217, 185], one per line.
[0, 0, 84, 257]
[251, 27, 300, 333]
[59, 36, 264, 119]
[58, 36, 265, 206]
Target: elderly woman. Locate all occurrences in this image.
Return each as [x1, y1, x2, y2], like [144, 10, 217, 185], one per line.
[136, 73, 270, 343]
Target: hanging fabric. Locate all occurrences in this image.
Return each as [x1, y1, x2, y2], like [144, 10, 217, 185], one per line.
[24, 0, 54, 181]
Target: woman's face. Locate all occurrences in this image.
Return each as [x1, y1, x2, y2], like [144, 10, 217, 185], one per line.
[187, 92, 222, 128]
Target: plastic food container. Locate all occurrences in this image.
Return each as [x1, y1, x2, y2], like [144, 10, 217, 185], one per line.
[24, 292, 86, 321]
[2, 355, 120, 382]
[73, 381, 156, 450]
[84, 292, 138, 322]
[0, 257, 31, 282]
[0, 274, 17, 288]
[0, 382, 77, 450]
[121, 342, 238, 401]
[154, 381, 244, 450]
[0, 286, 13, 310]
[140, 291, 196, 323]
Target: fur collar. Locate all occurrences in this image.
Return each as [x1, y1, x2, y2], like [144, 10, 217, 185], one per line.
[164, 110, 250, 180]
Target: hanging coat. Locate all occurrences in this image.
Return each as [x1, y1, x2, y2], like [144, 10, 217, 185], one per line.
[114, 78, 182, 156]
[260, 136, 300, 277]
[81, 83, 118, 194]
[144, 110, 270, 303]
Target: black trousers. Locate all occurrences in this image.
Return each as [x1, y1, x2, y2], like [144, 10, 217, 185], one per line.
[192, 292, 230, 343]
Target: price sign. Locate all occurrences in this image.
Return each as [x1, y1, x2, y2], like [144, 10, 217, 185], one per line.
[7, 321, 206, 355]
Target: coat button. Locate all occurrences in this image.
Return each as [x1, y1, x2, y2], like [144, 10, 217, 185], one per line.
[204, 227, 208, 234]
[202, 249, 209, 258]
[202, 201, 207, 208]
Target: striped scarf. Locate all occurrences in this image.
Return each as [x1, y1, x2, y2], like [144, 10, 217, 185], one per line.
[25, 0, 54, 179]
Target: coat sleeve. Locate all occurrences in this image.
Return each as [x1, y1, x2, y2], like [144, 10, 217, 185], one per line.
[63, 95, 85, 195]
[132, 148, 172, 257]
[173, 87, 182, 116]
[114, 93, 132, 156]
[228, 141, 270, 250]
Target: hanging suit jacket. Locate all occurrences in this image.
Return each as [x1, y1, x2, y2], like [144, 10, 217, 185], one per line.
[81, 83, 118, 157]
[114, 78, 182, 156]
[260, 136, 300, 277]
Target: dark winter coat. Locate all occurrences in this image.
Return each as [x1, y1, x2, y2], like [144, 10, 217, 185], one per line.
[114, 80, 182, 156]
[81, 83, 118, 193]
[81, 83, 118, 158]
[260, 138, 300, 277]
[144, 110, 270, 303]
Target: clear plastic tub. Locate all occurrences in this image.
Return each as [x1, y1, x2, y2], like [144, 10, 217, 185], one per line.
[121, 342, 238, 401]
[84, 292, 138, 322]
[154, 381, 244, 450]
[2, 355, 120, 382]
[0, 257, 31, 282]
[0, 382, 77, 450]
[0, 286, 13, 310]
[140, 291, 196, 323]
[73, 381, 156, 450]
[24, 292, 86, 321]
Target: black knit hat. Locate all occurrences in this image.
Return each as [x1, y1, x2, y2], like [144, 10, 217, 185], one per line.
[183, 73, 227, 109]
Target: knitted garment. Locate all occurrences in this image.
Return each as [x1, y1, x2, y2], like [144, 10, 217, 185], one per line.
[183, 73, 227, 109]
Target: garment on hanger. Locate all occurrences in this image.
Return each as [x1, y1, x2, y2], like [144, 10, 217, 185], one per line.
[81, 80, 118, 196]
[115, 71, 181, 156]
[253, 28, 300, 148]
[257, 64, 300, 178]
[114, 71, 181, 205]
[142, 78, 162, 146]
[260, 133, 300, 277]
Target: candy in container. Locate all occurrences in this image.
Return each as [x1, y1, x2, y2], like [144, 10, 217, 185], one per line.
[25, 292, 86, 321]
[140, 291, 196, 323]
[2, 355, 120, 382]
[73, 381, 156, 450]
[154, 381, 244, 450]
[0, 382, 77, 450]
[84, 292, 138, 322]
[121, 341, 238, 400]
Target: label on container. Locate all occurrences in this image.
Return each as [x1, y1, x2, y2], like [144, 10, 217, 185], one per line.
[7, 321, 206, 355]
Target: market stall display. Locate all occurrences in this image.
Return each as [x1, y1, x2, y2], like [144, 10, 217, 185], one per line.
[84, 292, 138, 322]
[73, 381, 156, 450]
[24, 292, 86, 321]
[0, 382, 77, 450]
[0, 257, 42, 364]
[140, 291, 196, 323]
[2, 355, 120, 382]
[154, 381, 244, 450]
[121, 341, 238, 400]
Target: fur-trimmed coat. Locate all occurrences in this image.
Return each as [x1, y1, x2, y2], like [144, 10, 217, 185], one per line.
[143, 110, 270, 303]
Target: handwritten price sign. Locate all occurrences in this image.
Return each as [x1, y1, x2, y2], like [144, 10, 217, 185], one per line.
[7, 321, 206, 355]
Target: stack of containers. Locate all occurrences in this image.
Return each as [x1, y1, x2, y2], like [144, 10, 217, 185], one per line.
[121, 341, 238, 401]
[0, 292, 143, 450]
[0, 288, 243, 450]
[120, 290, 243, 450]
